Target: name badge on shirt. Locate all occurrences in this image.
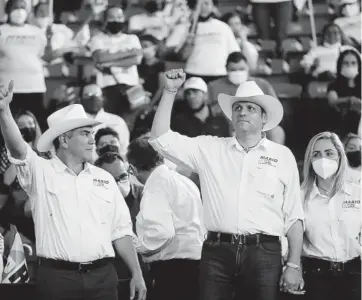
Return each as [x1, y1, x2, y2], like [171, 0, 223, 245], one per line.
[342, 200, 360, 209]
[258, 156, 278, 168]
[93, 178, 109, 189]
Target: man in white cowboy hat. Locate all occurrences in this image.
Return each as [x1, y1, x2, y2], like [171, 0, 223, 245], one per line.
[0, 81, 146, 300]
[149, 69, 305, 300]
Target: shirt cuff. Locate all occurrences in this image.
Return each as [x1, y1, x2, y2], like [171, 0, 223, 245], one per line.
[7, 143, 33, 166]
[148, 130, 175, 153]
[111, 227, 134, 241]
[284, 217, 305, 236]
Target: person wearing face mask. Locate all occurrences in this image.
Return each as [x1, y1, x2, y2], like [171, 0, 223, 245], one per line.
[343, 133, 362, 184]
[80, 83, 130, 159]
[127, 136, 204, 300]
[208, 52, 286, 144]
[300, 131, 361, 300]
[0, 0, 53, 132]
[89, 5, 143, 119]
[129, 0, 169, 41]
[328, 47, 361, 136]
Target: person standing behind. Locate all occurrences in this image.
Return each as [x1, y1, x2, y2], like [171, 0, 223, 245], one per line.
[127, 136, 204, 300]
[343, 133, 361, 184]
[89, 5, 143, 118]
[0, 0, 53, 131]
[301, 131, 361, 300]
[0, 81, 146, 300]
[149, 69, 305, 300]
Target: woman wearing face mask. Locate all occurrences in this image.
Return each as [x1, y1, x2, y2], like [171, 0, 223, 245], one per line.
[301, 131, 361, 300]
[327, 47, 361, 136]
[343, 133, 361, 184]
[0, 0, 53, 132]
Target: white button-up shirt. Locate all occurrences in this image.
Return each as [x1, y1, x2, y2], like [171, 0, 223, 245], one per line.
[135, 165, 205, 263]
[302, 181, 361, 262]
[149, 130, 304, 236]
[8, 143, 133, 262]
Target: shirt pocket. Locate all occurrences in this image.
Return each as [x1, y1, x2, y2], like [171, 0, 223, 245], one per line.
[250, 167, 280, 200]
[339, 208, 361, 236]
[91, 189, 113, 225]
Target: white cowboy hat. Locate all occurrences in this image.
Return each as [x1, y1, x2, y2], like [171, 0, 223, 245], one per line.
[217, 81, 283, 131]
[37, 104, 102, 152]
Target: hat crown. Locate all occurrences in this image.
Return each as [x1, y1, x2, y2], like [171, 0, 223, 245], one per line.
[47, 104, 88, 129]
[184, 77, 207, 92]
[235, 81, 264, 98]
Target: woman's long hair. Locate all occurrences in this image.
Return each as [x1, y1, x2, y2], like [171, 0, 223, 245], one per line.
[14, 110, 42, 150]
[301, 132, 348, 202]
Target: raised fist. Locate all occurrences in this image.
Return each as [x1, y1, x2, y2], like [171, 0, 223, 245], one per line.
[164, 69, 186, 91]
[0, 81, 14, 111]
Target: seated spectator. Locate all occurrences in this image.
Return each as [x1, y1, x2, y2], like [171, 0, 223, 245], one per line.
[89, 5, 143, 118]
[128, 0, 169, 41]
[80, 83, 130, 157]
[327, 47, 361, 137]
[171, 77, 230, 137]
[300, 23, 347, 81]
[0, 0, 53, 131]
[179, 0, 241, 83]
[334, 0, 361, 47]
[46, 84, 77, 116]
[343, 133, 361, 184]
[221, 12, 258, 71]
[208, 51, 286, 144]
[138, 34, 165, 98]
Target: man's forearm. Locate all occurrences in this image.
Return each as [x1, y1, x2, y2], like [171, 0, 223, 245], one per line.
[100, 55, 142, 68]
[286, 220, 304, 265]
[113, 236, 143, 275]
[0, 107, 27, 160]
[94, 49, 143, 64]
[150, 90, 177, 139]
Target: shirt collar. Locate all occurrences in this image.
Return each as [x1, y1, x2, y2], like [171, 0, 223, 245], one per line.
[143, 164, 168, 193]
[310, 180, 353, 199]
[52, 155, 92, 175]
[227, 132, 268, 152]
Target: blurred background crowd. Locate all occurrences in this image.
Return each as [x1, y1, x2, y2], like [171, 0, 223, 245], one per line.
[0, 0, 360, 298]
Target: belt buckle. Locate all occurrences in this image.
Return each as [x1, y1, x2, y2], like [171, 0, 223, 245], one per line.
[78, 262, 92, 273]
[231, 234, 239, 245]
[330, 261, 343, 272]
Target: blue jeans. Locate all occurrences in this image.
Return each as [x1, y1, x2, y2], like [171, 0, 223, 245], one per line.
[199, 239, 283, 300]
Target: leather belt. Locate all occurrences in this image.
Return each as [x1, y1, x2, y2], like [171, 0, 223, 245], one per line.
[38, 257, 114, 273]
[207, 232, 280, 245]
[303, 257, 361, 273]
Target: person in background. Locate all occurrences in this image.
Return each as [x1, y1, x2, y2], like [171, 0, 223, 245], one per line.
[327, 47, 361, 137]
[138, 34, 166, 98]
[150, 69, 305, 299]
[343, 133, 361, 184]
[300, 23, 347, 81]
[127, 137, 204, 300]
[80, 83, 130, 158]
[250, 0, 291, 58]
[180, 0, 240, 83]
[46, 84, 78, 117]
[301, 131, 361, 300]
[172, 77, 230, 138]
[94, 126, 124, 158]
[208, 51, 286, 144]
[89, 5, 143, 118]
[0, 0, 53, 131]
[221, 12, 258, 71]
[128, 0, 169, 41]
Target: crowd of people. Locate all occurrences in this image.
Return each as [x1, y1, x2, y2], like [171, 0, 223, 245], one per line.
[0, 0, 360, 299]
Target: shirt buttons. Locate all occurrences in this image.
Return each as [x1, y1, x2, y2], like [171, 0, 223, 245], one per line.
[271, 195, 275, 199]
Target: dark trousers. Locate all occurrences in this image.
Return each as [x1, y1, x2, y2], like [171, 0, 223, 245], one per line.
[36, 262, 118, 300]
[252, 1, 291, 53]
[200, 240, 282, 300]
[303, 257, 361, 300]
[150, 259, 200, 300]
[10, 93, 47, 132]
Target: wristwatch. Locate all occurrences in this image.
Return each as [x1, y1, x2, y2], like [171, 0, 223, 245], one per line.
[286, 262, 301, 271]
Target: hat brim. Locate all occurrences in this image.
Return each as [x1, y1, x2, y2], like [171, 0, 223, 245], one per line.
[37, 118, 102, 152]
[217, 94, 284, 131]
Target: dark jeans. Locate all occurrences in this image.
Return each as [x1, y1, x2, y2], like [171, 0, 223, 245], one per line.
[150, 259, 200, 300]
[10, 93, 47, 132]
[200, 239, 282, 300]
[303, 257, 361, 300]
[36, 262, 118, 300]
[252, 1, 291, 53]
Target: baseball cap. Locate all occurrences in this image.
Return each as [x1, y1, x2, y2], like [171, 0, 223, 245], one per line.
[183, 77, 208, 93]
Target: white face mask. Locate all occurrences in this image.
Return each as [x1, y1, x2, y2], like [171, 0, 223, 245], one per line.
[228, 70, 248, 85]
[341, 66, 359, 79]
[117, 181, 131, 198]
[35, 17, 51, 29]
[342, 3, 360, 17]
[10, 9, 28, 25]
[312, 158, 339, 179]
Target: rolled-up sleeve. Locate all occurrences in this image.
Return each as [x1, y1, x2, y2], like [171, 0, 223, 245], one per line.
[7, 142, 43, 196]
[282, 149, 305, 235]
[111, 185, 134, 241]
[149, 130, 209, 172]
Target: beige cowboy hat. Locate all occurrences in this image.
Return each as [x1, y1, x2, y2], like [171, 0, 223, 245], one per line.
[217, 81, 283, 131]
[37, 104, 102, 152]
